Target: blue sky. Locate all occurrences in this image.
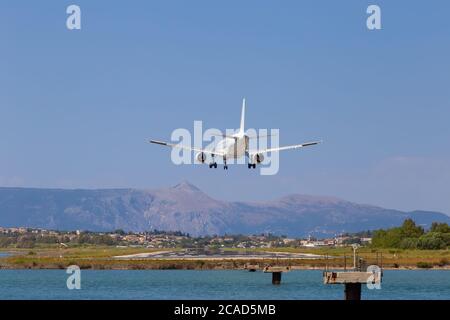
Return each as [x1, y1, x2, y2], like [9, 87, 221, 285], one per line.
[1, 1, 450, 214]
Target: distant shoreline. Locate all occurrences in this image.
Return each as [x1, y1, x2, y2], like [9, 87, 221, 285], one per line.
[1, 247, 449, 271]
[0, 263, 449, 271]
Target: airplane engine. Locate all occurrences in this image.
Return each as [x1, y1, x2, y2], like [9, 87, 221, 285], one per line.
[196, 152, 207, 163]
[251, 153, 264, 164]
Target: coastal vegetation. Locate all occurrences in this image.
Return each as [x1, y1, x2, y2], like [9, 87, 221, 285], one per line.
[371, 219, 450, 250]
[0, 219, 449, 270]
[0, 245, 448, 270]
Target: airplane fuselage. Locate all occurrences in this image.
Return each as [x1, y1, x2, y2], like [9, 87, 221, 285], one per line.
[213, 134, 247, 160]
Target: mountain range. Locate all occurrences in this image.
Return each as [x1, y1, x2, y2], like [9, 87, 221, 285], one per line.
[0, 181, 449, 237]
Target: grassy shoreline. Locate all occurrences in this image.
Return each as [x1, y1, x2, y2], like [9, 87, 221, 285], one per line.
[1, 247, 449, 270]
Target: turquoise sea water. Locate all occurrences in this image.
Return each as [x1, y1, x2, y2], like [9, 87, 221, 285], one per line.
[0, 270, 448, 300]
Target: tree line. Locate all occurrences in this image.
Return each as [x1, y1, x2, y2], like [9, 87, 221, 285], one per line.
[371, 219, 450, 250]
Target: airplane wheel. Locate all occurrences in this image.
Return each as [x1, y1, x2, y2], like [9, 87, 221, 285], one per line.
[248, 164, 252, 169]
[214, 163, 217, 169]
[253, 164, 256, 169]
[224, 165, 228, 170]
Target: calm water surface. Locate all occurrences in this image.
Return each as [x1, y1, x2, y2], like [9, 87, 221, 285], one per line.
[0, 270, 449, 300]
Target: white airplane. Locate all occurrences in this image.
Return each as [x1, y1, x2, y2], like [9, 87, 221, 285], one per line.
[150, 99, 321, 170]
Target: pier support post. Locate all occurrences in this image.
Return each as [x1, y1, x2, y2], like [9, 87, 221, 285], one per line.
[344, 283, 361, 300]
[264, 266, 290, 285]
[272, 272, 282, 285]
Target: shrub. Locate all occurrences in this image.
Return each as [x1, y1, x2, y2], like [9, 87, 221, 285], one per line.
[399, 238, 418, 249]
[417, 233, 446, 250]
[437, 258, 448, 267]
[416, 262, 433, 269]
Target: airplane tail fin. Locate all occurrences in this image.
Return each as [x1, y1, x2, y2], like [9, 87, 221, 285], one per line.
[239, 98, 245, 135]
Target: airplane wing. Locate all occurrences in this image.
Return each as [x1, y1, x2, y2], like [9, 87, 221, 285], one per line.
[149, 140, 225, 157]
[247, 133, 278, 140]
[250, 140, 322, 154]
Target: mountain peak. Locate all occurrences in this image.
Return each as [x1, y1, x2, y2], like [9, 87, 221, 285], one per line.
[171, 181, 201, 192]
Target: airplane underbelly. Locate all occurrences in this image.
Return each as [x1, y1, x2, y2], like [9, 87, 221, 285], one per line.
[225, 142, 245, 158]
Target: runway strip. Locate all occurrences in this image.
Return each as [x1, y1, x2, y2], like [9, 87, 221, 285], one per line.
[113, 250, 326, 260]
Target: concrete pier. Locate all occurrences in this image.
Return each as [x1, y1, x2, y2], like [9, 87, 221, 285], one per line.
[344, 283, 362, 300]
[323, 271, 382, 300]
[263, 266, 291, 285]
[272, 272, 282, 285]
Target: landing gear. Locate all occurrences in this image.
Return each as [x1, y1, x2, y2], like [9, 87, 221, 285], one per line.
[223, 157, 228, 170]
[248, 163, 256, 169]
[209, 155, 217, 168]
[224, 165, 228, 170]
